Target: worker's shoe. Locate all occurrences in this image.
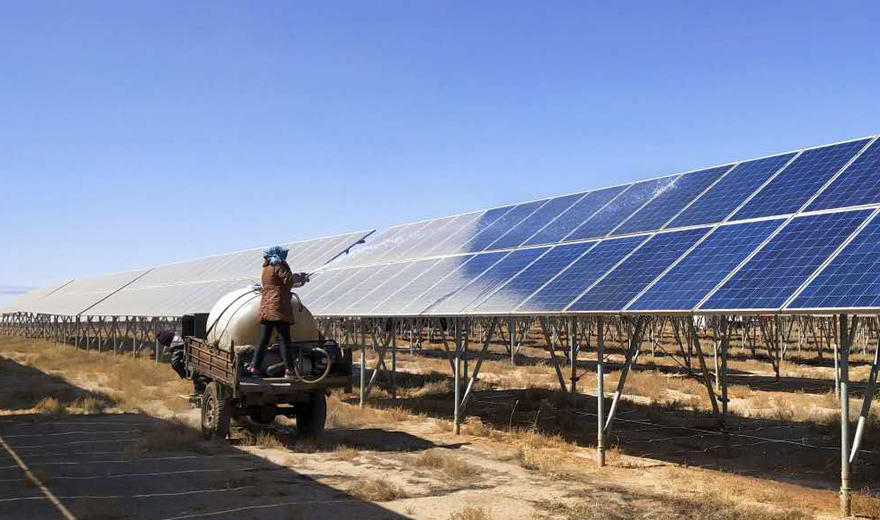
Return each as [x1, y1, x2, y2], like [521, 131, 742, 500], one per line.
[284, 368, 296, 379]
[247, 366, 265, 378]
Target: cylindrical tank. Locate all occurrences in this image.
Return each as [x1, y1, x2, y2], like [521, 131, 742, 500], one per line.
[205, 286, 320, 351]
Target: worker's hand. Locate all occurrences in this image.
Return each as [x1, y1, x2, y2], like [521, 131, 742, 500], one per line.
[291, 272, 309, 288]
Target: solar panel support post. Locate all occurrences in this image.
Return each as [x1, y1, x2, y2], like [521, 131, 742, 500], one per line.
[391, 319, 397, 401]
[849, 325, 880, 466]
[359, 319, 367, 409]
[454, 317, 462, 435]
[459, 318, 498, 415]
[596, 315, 606, 468]
[719, 316, 730, 426]
[568, 317, 578, 396]
[112, 317, 118, 356]
[839, 313, 855, 518]
[604, 316, 647, 435]
[688, 319, 721, 425]
[508, 317, 516, 365]
[538, 318, 570, 396]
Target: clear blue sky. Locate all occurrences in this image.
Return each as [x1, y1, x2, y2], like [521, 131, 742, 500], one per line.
[2, 1, 879, 296]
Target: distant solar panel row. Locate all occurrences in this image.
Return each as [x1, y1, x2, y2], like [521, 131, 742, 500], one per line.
[2, 231, 374, 316]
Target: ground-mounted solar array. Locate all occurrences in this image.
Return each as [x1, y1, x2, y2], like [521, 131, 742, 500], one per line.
[301, 135, 880, 318]
[7, 134, 880, 320]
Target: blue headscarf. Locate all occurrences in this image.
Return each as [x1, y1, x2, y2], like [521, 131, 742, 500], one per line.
[263, 245, 289, 266]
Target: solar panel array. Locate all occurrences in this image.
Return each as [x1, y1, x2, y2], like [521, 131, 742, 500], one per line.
[2, 231, 373, 317]
[296, 135, 880, 316]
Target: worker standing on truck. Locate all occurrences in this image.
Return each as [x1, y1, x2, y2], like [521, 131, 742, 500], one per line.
[248, 246, 308, 378]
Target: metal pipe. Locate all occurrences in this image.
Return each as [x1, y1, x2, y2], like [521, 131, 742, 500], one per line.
[839, 314, 852, 518]
[597, 315, 605, 467]
[454, 317, 462, 435]
[849, 334, 879, 464]
[359, 319, 366, 409]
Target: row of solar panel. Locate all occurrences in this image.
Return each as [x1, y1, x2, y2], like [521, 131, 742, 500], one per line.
[299, 206, 880, 316]
[340, 136, 880, 269]
[1, 231, 374, 316]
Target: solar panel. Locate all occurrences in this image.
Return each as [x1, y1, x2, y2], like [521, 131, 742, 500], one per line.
[523, 186, 627, 246]
[668, 153, 797, 228]
[309, 265, 388, 313]
[565, 176, 680, 241]
[369, 256, 472, 315]
[613, 165, 734, 235]
[424, 207, 514, 257]
[568, 228, 709, 312]
[392, 216, 460, 261]
[366, 220, 435, 265]
[787, 210, 880, 310]
[424, 247, 549, 314]
[342, 225, 413, 267]
[473, 241, 596, 314]
[806, 138, 880, 212]
[1, 280, 74, 313]
[732, 139, 872, 221]
[343, 259, 443, 315]
[699, 209, 873, 311]
[628, 219, 784, 312]
[316, 263, 409, 315]
[405, 252, 509, 314]
[33, 269, 151, 316]
[516, 235, 647, 312]
[460, 200, 547, 253]
[488, 193, 584, 250]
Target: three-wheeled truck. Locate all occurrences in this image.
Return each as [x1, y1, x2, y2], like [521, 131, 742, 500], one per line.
[178, 314, 353, 440]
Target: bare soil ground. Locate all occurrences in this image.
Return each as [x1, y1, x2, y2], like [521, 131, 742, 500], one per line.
[0, 331, 877, 519]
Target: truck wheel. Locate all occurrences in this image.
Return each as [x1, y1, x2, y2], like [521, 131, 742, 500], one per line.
[201, 382, 231, 441]
[296, 392, 327, 438]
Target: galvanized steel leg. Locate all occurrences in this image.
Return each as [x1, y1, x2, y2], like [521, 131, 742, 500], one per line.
[454, 317, 462, 435]
[596, 316, 606, 467]
[359, 320, 366, 409]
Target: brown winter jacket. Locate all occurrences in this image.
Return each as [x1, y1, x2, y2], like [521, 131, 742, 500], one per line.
[260, 261, 295, 323]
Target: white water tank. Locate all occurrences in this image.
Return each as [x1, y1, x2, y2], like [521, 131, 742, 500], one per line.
[205, 286, 320, 351]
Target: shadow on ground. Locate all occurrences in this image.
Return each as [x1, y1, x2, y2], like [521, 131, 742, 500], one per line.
[0, 356, 421, 520]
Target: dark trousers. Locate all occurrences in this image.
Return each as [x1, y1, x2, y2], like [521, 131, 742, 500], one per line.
[251, 321, 292, 370]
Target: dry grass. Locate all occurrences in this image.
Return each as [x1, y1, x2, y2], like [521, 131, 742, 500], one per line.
[348, 478, 408, 501]
[331, 445, 360, 461]
[448, 507, 493, 520]
[34, 396, 67, 415]
[240, 430, 286, 449]
[410, 450, 479, 479]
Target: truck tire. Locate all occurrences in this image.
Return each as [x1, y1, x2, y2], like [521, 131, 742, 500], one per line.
[296, 392, 327, 438]
[201, 382, 231, 441]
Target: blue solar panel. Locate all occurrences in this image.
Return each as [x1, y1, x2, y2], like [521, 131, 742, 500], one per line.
[669, 153, 797, 228]
[614, 165, 733, 235]
[474, 241, 596, 313]
[569, 228, 709, 312]
[424, 207, 513, 257]
[806, 138, 880, 212]
[310, 264, 389, 314]
[700, 209, 872, 311]
[390, 216, 459, 262]
[368, 258, 447, 314]
[460, 200, 547, 253]
[296, 268, 350, 301]
[425, 248, 549, 314]
[628, 220, 783, 311]
[732, 139, 871, 221]
[517, 236, 647, 312]
[404, 251, 508, 314]
[344, 259, 442, 314]
[323, 261, 412, 315]
[523, 186, 627, 246]
[565, 176, 680, 241]
[788, 211, 880, 310]
[489, 194, 584, 250]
